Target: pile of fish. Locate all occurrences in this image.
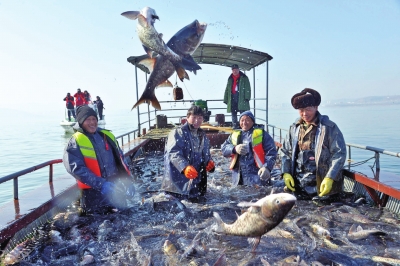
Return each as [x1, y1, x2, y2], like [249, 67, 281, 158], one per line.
[122, 7, 207, 110]
[2, 149, 400, 265]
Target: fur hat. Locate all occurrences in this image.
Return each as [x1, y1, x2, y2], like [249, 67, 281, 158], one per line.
[291, 88, 321, 109]
[76, 105, 98, 127]
[239, 110, 255, 123]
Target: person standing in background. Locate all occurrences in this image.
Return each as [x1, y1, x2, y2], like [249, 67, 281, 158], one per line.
[223, 64, 251, 129]
[74, 88, 85, 107]
[84, 90, 92, 105]
[96, 96, 104, 120]
[63, 92, 76, 121]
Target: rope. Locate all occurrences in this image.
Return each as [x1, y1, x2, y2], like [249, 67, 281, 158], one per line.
[348, 156, 376, 168]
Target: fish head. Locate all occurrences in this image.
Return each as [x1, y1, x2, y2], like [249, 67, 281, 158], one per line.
[167, 20, 207, 56]
[261, 193, 296, 223]
[140, 6, 159, 25]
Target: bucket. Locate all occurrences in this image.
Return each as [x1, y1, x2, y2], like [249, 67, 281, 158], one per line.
[173, 87, 183, 100]
[215, 114, 225, 126]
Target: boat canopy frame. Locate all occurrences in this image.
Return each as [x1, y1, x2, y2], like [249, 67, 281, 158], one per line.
[127, 43, 273, 135]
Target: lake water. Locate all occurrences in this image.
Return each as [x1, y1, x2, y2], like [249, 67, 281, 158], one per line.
[0, 104, 399, 206]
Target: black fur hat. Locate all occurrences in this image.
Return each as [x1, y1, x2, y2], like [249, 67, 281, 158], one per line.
[291, 88, 321, 109]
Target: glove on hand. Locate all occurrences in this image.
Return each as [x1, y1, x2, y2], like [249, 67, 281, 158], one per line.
[258, 167, 271, 180]
[319, 177, 334, 196]
[283, 173, 296, 192]
[235, 144, 248, 155]
[126, 183, 136, 199]
[206, 160, 215, 172]
[183, 165, 198, 179]
[101, 181, 115, 195]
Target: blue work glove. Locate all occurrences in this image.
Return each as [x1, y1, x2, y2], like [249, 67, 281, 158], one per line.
[101, 182, 115, 195]
[126, 183, 136, 199]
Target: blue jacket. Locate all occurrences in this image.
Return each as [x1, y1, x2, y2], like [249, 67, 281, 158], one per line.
[63, 128, 132, 191]
[222, 126, 277, 186]
[161, 123, 212, 197]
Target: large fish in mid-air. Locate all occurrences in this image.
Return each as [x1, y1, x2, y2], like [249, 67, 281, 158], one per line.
[121, 7, 180, 61]
[212, 193, 296, 252]
[132, 20, 207, 110]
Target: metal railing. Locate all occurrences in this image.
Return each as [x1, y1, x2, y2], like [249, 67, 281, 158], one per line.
[0, 159, 63, 200]
[115, 129, 139, 147]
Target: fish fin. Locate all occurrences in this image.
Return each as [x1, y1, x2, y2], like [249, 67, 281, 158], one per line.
[142, 45, 154, 58]
[212, 212, 225, 233]
[138, 58, 156, 73]
[156, 80, 173, 88]
[137, 14, 150, 27]
[248, 236, 261, 253]
[175, 67, 190, 81]
[121, 11, 140, 20]
[132, 91, 161, 111]
[356, 225, 363, 232]
[348, 224, 358, 234]
[179, 56, 202, 72]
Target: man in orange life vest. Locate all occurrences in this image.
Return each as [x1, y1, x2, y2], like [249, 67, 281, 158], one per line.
[221, 111, 277, 186]
[63, 105, 135, 214]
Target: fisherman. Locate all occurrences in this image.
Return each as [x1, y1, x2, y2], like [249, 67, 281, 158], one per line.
[95, 96, 104, 120]
[74, 88, 85, 107]
[223, 64, 251, 129]
[63, 105, 135, 214]
[280, 88, 346, 202]
[63, 92, 76, 121]
[161, 106, 215, 201]
[221, 111, 277, 186]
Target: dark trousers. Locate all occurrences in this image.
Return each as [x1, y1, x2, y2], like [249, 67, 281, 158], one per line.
[67, 109, 76, 121]
[98, 109, 103, 120]
[231, 93, 243, 128]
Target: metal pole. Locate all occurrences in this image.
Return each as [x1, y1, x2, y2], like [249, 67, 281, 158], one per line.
[135, 64, 141, 137]
[49, 164, 53, 183]
[253, 67, 256, 118]
[266, 60, 269, 125]
[146, 73, 151, 129]
[13, 177, 18, 200]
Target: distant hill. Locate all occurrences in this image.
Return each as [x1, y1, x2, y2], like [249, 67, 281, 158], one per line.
[325, 95, 400, 106]
[270, 95, 400, 109]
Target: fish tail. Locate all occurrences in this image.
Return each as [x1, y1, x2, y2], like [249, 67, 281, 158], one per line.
[132, 91, 161, 111]
[212, 212, 225, 233]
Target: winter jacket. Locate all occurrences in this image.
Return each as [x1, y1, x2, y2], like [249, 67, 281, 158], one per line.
[161, 123, 212, 198]
[74, 92, 85, 106]
[63, 96, 75, 109]
[222, 125, 277, 186]
[223, 71, 251, 112]
[280, 112, 346, 195]
[63, 128, 132, 191]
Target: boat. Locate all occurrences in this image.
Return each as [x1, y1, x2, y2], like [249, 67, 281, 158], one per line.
[1, 43, 400, 264]
[59, 103, 105, 133]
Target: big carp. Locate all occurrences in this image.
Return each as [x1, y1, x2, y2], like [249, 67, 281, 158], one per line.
[132, 20, 207, 110]
[212, 193, 296, 251]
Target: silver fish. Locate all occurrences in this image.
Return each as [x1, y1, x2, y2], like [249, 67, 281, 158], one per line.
[212, 193, 296, 251]
[121, 7, 180, 61]
[347, 224, 386, 241]
[133, 20, 207, 110]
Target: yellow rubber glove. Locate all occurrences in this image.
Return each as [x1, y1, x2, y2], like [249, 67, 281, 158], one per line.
[283, 173, 295, 192]
[319, 177, 334, 196]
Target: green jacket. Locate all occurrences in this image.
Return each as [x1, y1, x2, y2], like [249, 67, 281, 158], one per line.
[223, 71, 251, 112]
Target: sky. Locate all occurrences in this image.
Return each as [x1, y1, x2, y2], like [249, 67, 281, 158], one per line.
[0, 0, 399, 115]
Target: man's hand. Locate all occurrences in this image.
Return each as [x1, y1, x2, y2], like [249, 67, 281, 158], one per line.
[319, 177, 334, 196]
[235, 144, 248, 155]
[258, 167, 271, 180]
[283, 173, 296, 192]
[183, 165, 198, 179]
[206, 160, 215, 172]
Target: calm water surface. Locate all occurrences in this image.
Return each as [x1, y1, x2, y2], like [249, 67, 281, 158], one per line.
[0, 104, 399, 206]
